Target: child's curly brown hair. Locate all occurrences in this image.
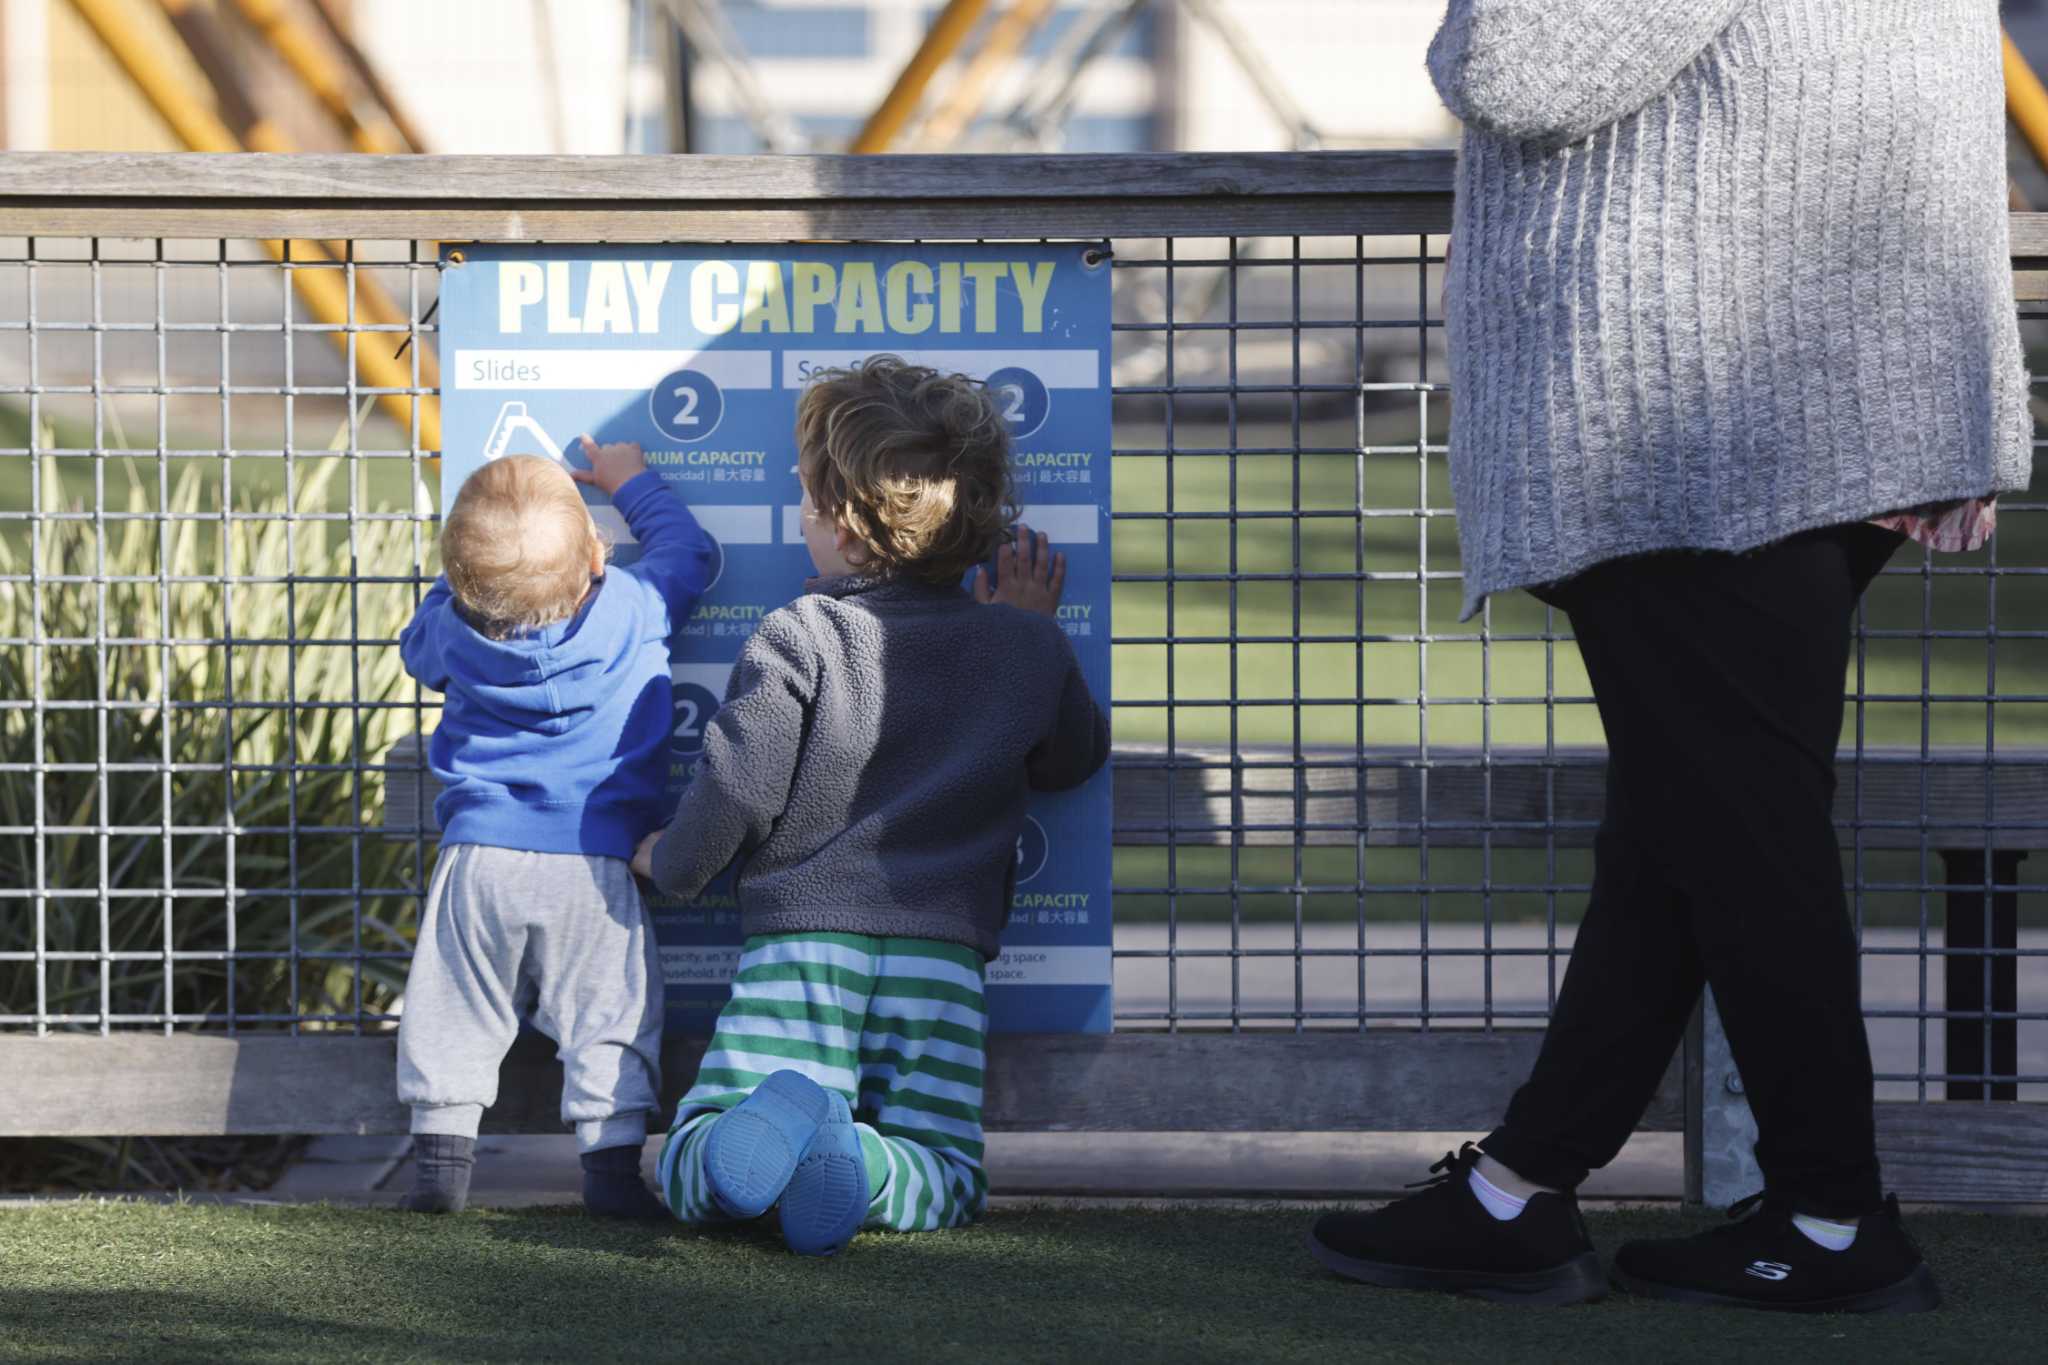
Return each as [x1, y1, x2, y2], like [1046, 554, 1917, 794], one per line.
[795, 355, 1018, 586]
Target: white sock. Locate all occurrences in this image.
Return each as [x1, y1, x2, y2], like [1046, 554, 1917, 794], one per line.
[1468, 1167, 1529, 1221]
[1791, 1213, 1859, 1252]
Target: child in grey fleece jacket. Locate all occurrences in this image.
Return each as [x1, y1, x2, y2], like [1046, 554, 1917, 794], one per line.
[631, 356, 1108, 1254]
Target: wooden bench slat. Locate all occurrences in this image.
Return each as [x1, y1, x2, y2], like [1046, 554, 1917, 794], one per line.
[0, 1031, 1679, 1137]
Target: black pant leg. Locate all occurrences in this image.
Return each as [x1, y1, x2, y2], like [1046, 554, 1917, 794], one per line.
[1484, 527, 1894, 1214]
[1481, 819, 1700, 1190]
[1481, 577, 1700, 1190]
[1646, 528, 1888, 1214]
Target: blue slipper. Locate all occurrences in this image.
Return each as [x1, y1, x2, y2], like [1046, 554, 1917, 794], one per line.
[779, 1089, 868, 1257]
[702, 1069, 833, 1220]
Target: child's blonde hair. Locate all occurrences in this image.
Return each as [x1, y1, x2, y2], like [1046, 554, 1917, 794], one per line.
[795, 355, 1017, 586]
[442, 455, 605, 638]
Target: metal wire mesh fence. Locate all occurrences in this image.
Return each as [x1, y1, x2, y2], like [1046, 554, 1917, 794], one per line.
[0, 236, 440, 1034]
[0, 159, 2041, 1113]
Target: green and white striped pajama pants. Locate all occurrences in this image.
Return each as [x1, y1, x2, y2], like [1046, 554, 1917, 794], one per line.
[657, 932, 989, 1232]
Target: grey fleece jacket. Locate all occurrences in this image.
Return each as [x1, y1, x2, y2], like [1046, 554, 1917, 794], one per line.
[647, 574, 1110, 959]
[1429, 0, 2032, 619]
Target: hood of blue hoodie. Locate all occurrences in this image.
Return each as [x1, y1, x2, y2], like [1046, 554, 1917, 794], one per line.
[422, 572, 681, 858]
[437, 579, 629, 738]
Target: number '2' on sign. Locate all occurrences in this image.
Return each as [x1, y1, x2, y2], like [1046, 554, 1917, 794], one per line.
[652, 368, 725, 443]
[986, 365, 1049, 439]
[671, 682, 720, 758]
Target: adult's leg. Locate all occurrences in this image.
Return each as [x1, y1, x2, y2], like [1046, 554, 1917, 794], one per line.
[1489, 528, 1891, 1214]
[1641, 528, 1890, 1214]
[1478, 563, 1702, 1188]
[1480, 811, 1699, 1188]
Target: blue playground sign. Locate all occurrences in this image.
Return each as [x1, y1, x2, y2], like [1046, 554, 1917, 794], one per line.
[438, 243, 1114, 1033]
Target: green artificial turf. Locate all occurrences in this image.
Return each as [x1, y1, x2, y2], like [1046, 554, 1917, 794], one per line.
[1, 1201, 2044, 1363]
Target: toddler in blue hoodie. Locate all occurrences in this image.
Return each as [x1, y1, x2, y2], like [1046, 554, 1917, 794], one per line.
[393, 440, 714, 1216]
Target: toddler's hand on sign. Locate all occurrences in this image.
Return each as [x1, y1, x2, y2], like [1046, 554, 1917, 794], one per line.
[973, 526, 1066, 620]
[571, 436, 650, 497]
[631, 830, 660, 882]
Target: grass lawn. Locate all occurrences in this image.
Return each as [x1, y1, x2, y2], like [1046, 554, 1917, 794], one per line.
[1, 1201, 2044, 1363]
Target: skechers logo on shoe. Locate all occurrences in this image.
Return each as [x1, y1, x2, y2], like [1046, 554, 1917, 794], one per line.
[1744, 1260, 1793, 1281]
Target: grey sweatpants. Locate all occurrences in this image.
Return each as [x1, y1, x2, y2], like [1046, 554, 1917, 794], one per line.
[396, 843, 664, 1153]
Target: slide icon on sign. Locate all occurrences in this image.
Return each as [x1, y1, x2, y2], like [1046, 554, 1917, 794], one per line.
[483, 401, 563, 462]
[479, 400, 636, 546]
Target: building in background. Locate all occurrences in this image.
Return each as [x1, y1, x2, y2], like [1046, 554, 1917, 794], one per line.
[0, 0, 1453, 156]
[349, 0, 636, 154]
[1177, 0, 1449, 150]
[14, 1, 2048, 160]
[668, 0, 1164, 153]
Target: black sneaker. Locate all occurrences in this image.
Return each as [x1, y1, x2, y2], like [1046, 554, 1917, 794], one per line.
[1612, 1192, 1940, 1313]
[1306, 1144, 1606, 1306]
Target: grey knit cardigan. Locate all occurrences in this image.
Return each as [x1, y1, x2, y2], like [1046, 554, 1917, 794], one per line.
[1429, 0, 2033, 619]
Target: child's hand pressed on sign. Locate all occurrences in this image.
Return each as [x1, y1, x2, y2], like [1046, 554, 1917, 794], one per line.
[571, 436, 651, 497]
[972, 526, 1066, 619]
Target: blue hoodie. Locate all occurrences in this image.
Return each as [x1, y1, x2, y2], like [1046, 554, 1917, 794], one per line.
[399, 471, 716, 859]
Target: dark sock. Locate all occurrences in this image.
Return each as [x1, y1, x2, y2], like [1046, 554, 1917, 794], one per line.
[399, 1134, 476, 1214]
[582, 1143, 666, 1220]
